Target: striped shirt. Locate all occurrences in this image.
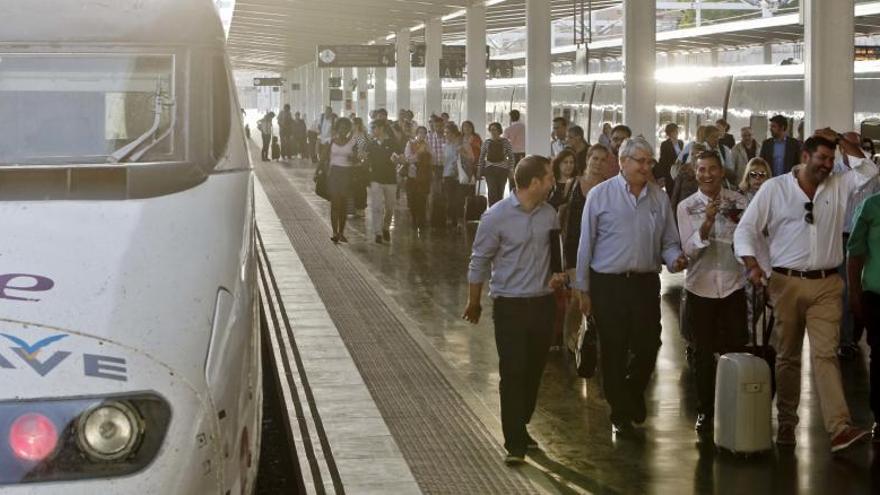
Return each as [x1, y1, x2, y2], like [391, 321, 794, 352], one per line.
[478, 137, 515, 171]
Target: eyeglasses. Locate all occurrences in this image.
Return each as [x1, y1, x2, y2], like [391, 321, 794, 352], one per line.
[804, 201, 814, 225]
[749, 171, 768, 178]
[625, 156, 655, 167]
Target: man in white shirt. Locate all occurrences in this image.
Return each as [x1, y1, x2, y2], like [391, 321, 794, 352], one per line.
[734, 131, 878, 452]
[677, 150, 749, 439]
[313, 106, 335, 164]
[503, 109, 526, 165]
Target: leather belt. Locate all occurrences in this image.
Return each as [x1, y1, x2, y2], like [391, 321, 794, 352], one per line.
[772, 267, 836, 280]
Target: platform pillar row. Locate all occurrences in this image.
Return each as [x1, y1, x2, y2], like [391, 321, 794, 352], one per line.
[466, 2, 487, 135]
[525, 0, 552, 156]
[425, 16, 443, 117]
[622, 0, 656, 148]
[805, 0, 855, 133]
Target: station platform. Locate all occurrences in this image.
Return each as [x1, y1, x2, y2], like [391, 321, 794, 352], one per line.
[251, 145, 879, 494]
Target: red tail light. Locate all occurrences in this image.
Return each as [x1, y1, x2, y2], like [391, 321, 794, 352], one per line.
[9, 413, 59, 462]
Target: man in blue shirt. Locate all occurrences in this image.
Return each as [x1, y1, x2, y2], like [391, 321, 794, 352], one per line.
[759, 114, 801, 176]
[575, 137, 687, 438]
[464, 155, 567, 465]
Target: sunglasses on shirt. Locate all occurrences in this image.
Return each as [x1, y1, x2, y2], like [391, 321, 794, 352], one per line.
[804, 201, 814, 225]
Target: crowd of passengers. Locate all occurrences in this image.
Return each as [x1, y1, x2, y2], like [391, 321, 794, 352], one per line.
[255, 105, 880, 464]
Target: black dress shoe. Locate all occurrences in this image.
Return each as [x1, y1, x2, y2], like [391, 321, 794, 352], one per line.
[632, 396, 647, 425]
[612, 421, 636, 438]
[525, 434, 540, 451]
[695, 414, 713, 438]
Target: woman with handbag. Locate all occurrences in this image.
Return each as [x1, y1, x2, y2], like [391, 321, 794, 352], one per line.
[559, 145, 611, 356]
[326, 118, 362, 244]
[405, 126, 431, 233]
[442, 122, 474, 231]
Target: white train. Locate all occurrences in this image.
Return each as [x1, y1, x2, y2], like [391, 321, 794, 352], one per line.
[0, 1, 261, 493]
[392, 61, 880, 143]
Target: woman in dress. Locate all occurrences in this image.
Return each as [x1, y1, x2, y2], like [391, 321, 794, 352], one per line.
[559, 144, 612, 355]
[404, 126, 431, 232]
[548, 149, 581, 209]
[327, 118, 360, 244]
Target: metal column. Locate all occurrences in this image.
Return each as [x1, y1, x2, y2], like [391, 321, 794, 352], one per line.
[466, 3, 487, 135]
[425, 17, 443, 117]
[622, 0, 656, 147]
[805, 0, 855, 133]
[396, 29, 412, 115]
[356, 68, 369, 119]
[343, 67, 354, 117]
[526, 0, 552, 156]
[375, 67, 387, 112]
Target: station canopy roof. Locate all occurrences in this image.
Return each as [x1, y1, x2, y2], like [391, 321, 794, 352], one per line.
[225, 0, 880, 71]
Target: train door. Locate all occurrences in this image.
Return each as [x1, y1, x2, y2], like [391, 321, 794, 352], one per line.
[750, 114, 768, 140]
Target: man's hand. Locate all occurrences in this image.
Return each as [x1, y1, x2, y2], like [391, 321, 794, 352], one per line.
[579, 291, 592, 317]
[849, 289, 864, 323]
[549, 272, 568, 290]
[747, 265, 765, 286]
[462, 301, 482, 324]
[672, 254, 688, 272]
[705, 199, 719, 222]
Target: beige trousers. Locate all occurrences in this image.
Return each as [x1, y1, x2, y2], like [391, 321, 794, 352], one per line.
[768, 272, 851, 437]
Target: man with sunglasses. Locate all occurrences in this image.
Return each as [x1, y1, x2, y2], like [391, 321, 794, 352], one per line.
[734, 131, 879, 453]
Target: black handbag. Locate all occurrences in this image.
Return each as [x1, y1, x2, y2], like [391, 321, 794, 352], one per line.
[314, 165, 329, 201]
[576, 315, 599, 378]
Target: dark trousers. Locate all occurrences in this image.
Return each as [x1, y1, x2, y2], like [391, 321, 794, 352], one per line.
[684, 289, 748, 416]
[484, 166, 510, 206]
[839, 234, 866, 347]
[280, 131, 293, 158]
[864, 291, 880, 420]
[513, 152, 525, 167]
[590, 270, 662, 424]
[442, 177, 462, 227]
[261, 133, 271, 161]
[493, 294, 556, 453]
[406, 179, 428, 229]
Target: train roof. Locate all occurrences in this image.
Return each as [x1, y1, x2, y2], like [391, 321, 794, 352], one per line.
[0, 0, 225, 47]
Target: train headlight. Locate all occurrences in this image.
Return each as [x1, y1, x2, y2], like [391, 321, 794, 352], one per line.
[76, 401, 142, 461]
[0, 394, 171, 485]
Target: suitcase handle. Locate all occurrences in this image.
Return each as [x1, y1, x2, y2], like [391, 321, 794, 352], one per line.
[751, 286, 773, 349]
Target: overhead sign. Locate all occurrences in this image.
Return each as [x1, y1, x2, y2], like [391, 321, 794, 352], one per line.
[254, 77, 284, 87]
[317, 45, 395, 67]
[411, 44, 489, 68]
[328, 77, 342, 88]
[855, 45, 880, 61]
[329, 89, 344, 102]
[440, 60, 464, 79]
[488, 60, 515, 79]
[291, 83, 301, 90]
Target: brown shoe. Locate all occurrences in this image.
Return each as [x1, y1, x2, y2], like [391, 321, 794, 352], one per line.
[776, 424, 796, 447]
[831, 426, 870, 453]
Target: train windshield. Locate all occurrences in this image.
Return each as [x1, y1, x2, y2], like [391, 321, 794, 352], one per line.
[0, 53, 181, 166]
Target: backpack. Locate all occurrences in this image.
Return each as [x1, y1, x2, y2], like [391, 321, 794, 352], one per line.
[487, 139, 505, 163]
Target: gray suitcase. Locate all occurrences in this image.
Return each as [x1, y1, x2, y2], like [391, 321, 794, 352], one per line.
[714, 352, 773, 455]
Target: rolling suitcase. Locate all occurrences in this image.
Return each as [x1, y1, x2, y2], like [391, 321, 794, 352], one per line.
[714, 352, 773, 455]
[464, 178, 488, 222]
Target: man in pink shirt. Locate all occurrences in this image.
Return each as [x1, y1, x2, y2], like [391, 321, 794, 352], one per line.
[503, 110, 526, 166]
